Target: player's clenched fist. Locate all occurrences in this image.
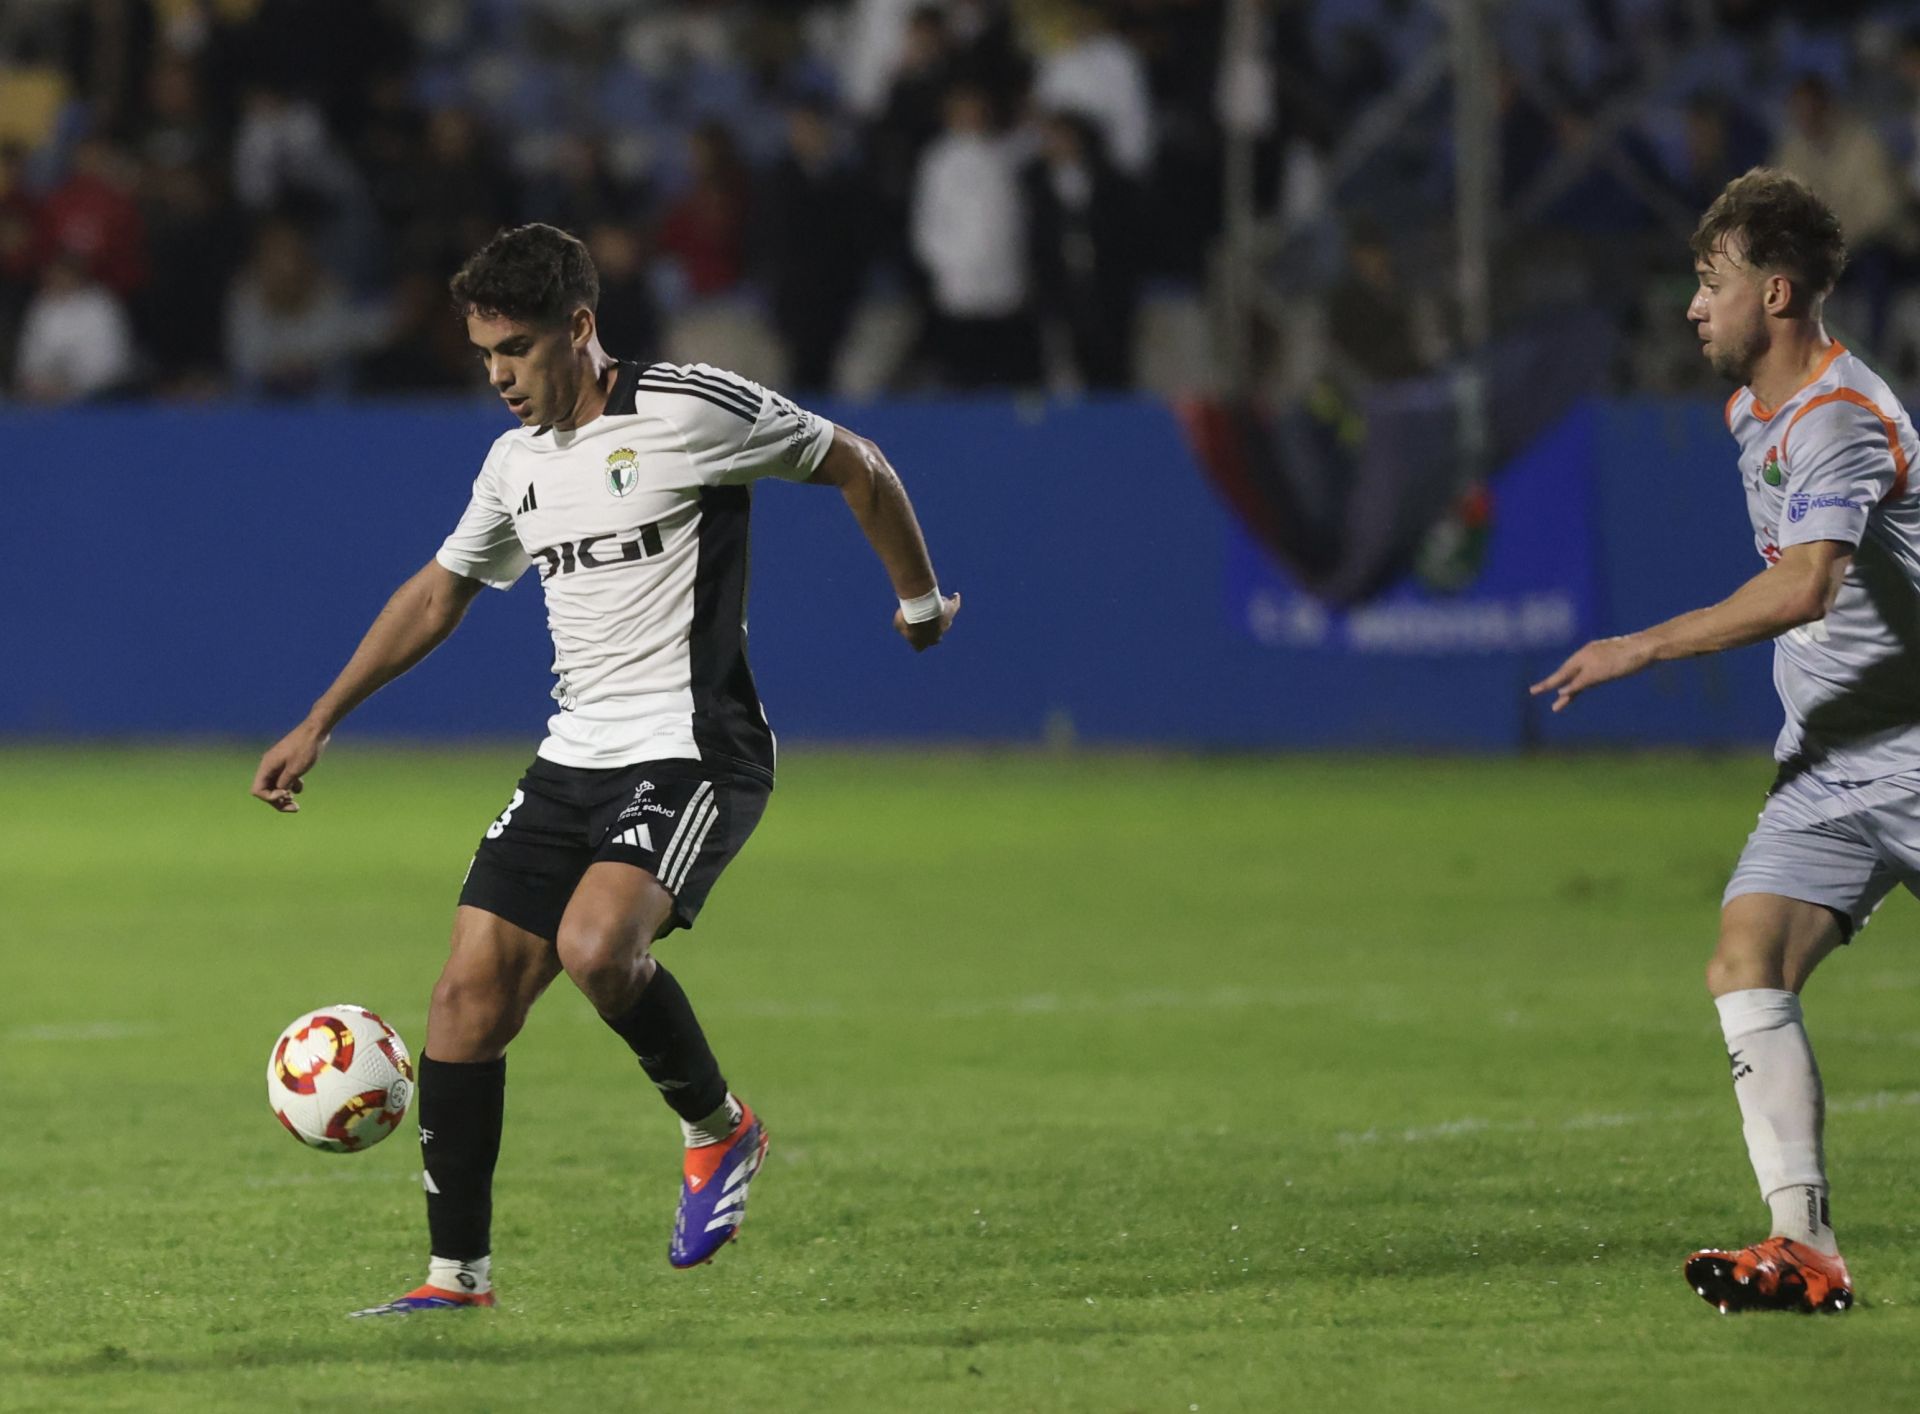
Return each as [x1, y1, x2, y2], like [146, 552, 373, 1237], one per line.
[1530, 635, 1655, 712]
[893, 591, 961, 652]
[252, 722, 330, 812]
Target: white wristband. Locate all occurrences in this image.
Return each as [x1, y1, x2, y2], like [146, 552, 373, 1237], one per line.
[899, 587, 944, 624]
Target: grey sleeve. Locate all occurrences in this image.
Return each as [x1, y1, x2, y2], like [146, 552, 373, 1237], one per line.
[1776, 399, 1900, 549]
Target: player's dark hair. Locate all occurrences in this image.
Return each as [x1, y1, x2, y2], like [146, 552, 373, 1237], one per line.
[1691, 167, 1847, 300]
[449, 222, 599, 326]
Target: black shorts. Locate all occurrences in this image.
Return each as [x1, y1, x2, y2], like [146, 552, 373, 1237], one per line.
[458, 757, 771, 941]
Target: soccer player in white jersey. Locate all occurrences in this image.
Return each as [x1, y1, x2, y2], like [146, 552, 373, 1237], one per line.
[1533, 169, 1920, 1314]
[251, 224, 960, 1315]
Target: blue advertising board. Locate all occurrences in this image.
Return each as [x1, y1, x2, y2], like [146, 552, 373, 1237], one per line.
[0, 395, 1780, 751]
[1227, 403, 1601, 659]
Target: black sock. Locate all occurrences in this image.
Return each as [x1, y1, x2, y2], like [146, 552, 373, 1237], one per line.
[418, 1055, 505, 1261]
[603, 963, 728, 1122]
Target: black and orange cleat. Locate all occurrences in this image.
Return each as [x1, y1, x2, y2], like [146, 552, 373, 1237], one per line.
[1685, 1237, 1854, 1314]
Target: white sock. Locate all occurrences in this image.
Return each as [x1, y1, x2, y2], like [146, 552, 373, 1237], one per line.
[681, 1092, 743, 1148]
[1714, 988, 1837, 1255]
[1767, 1184, 1837, 1254]
[427, 1254, 491, 1296]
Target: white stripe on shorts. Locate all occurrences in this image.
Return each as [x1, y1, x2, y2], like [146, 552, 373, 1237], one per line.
[656, 781, 713, 877]
[665, 798, 722, 895]
[657, 785, 716, 891]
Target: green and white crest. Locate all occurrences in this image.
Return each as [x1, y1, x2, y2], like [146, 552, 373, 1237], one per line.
[606, 447, 639, 497]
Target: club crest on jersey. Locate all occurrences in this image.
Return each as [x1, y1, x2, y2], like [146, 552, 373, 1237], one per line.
[606, 448, 639, 497]
[1762, 446, 1782, 487]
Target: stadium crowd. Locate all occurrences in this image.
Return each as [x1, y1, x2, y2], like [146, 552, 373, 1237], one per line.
[0, 0, 1917, 404]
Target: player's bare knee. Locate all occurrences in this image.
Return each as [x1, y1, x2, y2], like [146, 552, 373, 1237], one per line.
[431, 965, 512, 1031]
[556, 921, 653, 1014]
[1706, 929, 1778, 996]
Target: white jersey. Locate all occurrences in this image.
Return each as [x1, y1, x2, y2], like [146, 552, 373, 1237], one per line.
[434, 361, 834, 778]
[1728, 344, 1920, 783]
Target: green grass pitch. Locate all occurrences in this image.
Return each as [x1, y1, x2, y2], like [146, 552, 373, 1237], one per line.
[3, 746, 1919, 1412]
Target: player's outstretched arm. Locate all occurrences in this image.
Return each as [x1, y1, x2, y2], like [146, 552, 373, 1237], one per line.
[809, 425, 959, 652]
[1530, 540, 1850, 712]
[251, 560, 486, 811]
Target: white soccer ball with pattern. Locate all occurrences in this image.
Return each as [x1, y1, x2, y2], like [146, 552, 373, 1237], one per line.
[267, 1005, 415, 1152]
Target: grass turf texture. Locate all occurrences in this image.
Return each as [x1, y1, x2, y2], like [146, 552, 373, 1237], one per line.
[2, 747, 1918, 1413]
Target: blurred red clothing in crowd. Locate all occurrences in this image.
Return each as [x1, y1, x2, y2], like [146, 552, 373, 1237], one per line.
[35, 137, 147, 296]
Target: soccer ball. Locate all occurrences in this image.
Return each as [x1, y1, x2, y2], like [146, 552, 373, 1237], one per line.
[267, 1005, 414, 1152]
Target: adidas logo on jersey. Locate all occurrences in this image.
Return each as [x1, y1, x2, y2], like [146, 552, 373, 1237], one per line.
[515, 484, 538, 515]
[611, 824, 653, 851]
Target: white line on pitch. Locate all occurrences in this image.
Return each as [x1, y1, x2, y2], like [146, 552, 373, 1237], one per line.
[1335, 1090, 1920, 1147]
[5, 1021, 164, 1042]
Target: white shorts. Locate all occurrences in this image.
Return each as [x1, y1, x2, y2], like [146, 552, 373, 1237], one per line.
[1724, 767, 1920, 938]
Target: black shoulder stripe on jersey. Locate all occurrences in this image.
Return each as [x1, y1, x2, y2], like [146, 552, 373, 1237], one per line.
[644, 360, 757, 396]
[641, 364, 762, 418]
[632, 381, 757, 422]
[607, 362, 641, 415]
[648, 366, 760, 416]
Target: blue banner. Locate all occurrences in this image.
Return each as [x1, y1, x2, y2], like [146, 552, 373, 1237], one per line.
[1227, 404, 1601, 657]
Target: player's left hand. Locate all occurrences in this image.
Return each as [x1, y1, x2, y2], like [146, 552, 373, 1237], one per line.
[1530, 635, 1655, 712]
[893, 591, 961, 652]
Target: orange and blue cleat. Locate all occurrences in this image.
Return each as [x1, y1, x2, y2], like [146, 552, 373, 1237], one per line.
[348, 1284, 498, 1318]
[670, 1101, 768, 1268]
[1685, 1237, 1854, 1314]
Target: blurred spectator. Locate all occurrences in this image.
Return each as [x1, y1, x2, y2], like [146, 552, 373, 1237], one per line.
[231, 84, 361, 215]
[762, 100, 872, 392]
[14, 253, 136, 403]
[1034, 2, 1156, 180]
[1533, 105, 1667, 237]
[1670, 94, 1770, 211]
[1900, 31, 1920, 205]
[585, 220, 662, 363]
[401, 108, 519, 272]
[69, 0, 160, 142]
[1, 0, 1917, 404]
[1772, 74, 1905, 341]
[35, 135, 147, 297]
[0, 146, 39, 387]
[351, 73, 429, 255]
[842, 0, 929, 117]
[658, 122, 751, 300]
[944, 0, 1029, 113]
[1772, 75, 1903, 248]
[225, 216, 361, 399]
[873, 6, 954, 221]
[1024, 112, 1139, 390]
[231, 82, 379, 287]
[355, 267, 477, 396]
[912, 83, 1036, 388]
[0, 32, 71, 155]
[524, 134, 643, 234]
[139, 56, 217, 172]
[133, 160, 234, 395]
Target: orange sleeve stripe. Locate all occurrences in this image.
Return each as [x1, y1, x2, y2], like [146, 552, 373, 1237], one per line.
[1724, 389, 1742, 429]
[1783, 388, 1910, 501]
